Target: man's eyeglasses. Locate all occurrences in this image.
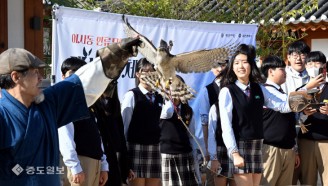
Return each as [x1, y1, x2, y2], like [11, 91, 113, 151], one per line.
[291, 52, 307, 59]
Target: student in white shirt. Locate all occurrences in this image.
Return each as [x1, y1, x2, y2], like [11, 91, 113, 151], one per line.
[199, 61, 228, 186]
[121, 58, 163, 186]
[58, 57, 109, 186]
[260, 55, 300, 186]
[218, 44, 291, 186]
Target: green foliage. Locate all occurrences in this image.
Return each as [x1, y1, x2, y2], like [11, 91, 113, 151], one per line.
[102, 0, 201, 19]
[50, 0, 96, 10]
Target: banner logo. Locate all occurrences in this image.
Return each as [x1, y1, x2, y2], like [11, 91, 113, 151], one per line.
[12, 164, 24, 176]
[79, 47, 93, 62]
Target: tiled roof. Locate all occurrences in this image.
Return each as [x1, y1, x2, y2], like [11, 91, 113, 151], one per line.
[189, 0, 328, 26]
[56, 0, 328, 30]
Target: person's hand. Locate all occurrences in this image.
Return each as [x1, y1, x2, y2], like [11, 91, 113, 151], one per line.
[99, 171, 108, 186]
[119, 37, 140, 57]
[210, 160, 221, 175]
[305, 74, 325, 90]
[127, 169, 136, 181]
[72, 171, 85, 184]
[303, 107, 317, 116]
[319, 103, 328, 115]
[97, 37, 141, 79]
[295, 154, 300, 169]
[232, 152, 244, 168]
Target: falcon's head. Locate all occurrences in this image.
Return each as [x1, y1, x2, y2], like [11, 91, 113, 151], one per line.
[159, 40, 170, 53]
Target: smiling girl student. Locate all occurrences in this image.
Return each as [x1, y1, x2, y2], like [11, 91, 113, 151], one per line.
[218, 44, 291, 186]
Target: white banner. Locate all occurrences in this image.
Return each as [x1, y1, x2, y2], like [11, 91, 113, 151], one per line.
[52, 6, 258, 151]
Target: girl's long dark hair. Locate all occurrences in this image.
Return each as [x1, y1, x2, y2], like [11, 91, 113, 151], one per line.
[220, 44, 262, 87]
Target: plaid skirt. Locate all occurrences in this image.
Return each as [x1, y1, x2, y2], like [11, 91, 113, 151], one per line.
[127, 143, 161, 178]
[161, 152, 199, 186]
[229, 139, 263, 174]
[217, 145, 233, 178]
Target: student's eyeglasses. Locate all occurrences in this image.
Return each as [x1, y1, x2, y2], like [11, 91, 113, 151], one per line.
[291, 52, 307, 59]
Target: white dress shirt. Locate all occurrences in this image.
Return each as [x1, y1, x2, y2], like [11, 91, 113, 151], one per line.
[219, 80, 291, 156]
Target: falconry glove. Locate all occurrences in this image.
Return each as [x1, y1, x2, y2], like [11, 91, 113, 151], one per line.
[97, 37, 140, 79]
[288, 90, 315, 112]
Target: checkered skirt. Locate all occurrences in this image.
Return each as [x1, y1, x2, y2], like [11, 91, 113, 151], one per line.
[216, 145, 234, 178]
[127, 143, 161, 178]
[161, 152, 199, 186]
[230, 139, 263, 174]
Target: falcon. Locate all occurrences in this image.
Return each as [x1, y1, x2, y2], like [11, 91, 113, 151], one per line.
[122, 15, 237, 103]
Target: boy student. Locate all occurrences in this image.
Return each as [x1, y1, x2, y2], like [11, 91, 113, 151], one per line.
[199, 60, 228, 186]
[298, 51, 328, 186]
[260, 56, 299, 186]
[281, 41, 310, 93]
[281, 41, 324, 184]
[281, 40, 324, 93]
[58, 57, 108, 186]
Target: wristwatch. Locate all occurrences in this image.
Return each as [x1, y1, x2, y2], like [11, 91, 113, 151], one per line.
[231, 148, 239, 155]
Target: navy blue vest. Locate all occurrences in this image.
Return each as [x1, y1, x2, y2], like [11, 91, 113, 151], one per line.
[262, 84, 296, 149]
[73, 110, 103, 160]
[127, 88, 163, 144]
[227, 82, 264, 140]
[214, 102, 225, 146]
[206, 81, 220, 106]
[159, 104, 193, 154]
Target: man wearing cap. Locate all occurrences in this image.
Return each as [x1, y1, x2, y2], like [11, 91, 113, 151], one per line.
[0, 37, 140, 185]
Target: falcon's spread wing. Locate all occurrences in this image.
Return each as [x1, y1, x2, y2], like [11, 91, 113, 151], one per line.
[122, 15, 157, 64]
[171, 47, 232, 73]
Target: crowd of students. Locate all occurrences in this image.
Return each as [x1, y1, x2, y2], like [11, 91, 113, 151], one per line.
[1, 38, 327, 186]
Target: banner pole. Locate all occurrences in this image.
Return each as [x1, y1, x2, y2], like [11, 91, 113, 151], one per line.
[51, 4, 59, 85]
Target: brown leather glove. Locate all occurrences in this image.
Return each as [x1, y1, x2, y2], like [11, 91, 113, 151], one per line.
[97, 37, 140, 79]
[289, 91, 314, 112]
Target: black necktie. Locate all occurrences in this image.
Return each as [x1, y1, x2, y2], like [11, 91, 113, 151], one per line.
[245, 86, 250, 98]
[146, 92, 153, 103]
[278, 87, 285, 94]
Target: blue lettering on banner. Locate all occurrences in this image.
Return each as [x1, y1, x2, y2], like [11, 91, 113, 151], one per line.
[121, 59, 138, 79]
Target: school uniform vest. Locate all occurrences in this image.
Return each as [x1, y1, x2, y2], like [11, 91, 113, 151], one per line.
[262, 85, 296, 149]
[73, 110, 103, 160]
[127, 87, 163, 144]
[227, 82, 264, 140]
[299, 83, 328, 140]
[159, 104, 193, 154]
[206, 81, 220, 106]
[214, 102, 225, 146]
